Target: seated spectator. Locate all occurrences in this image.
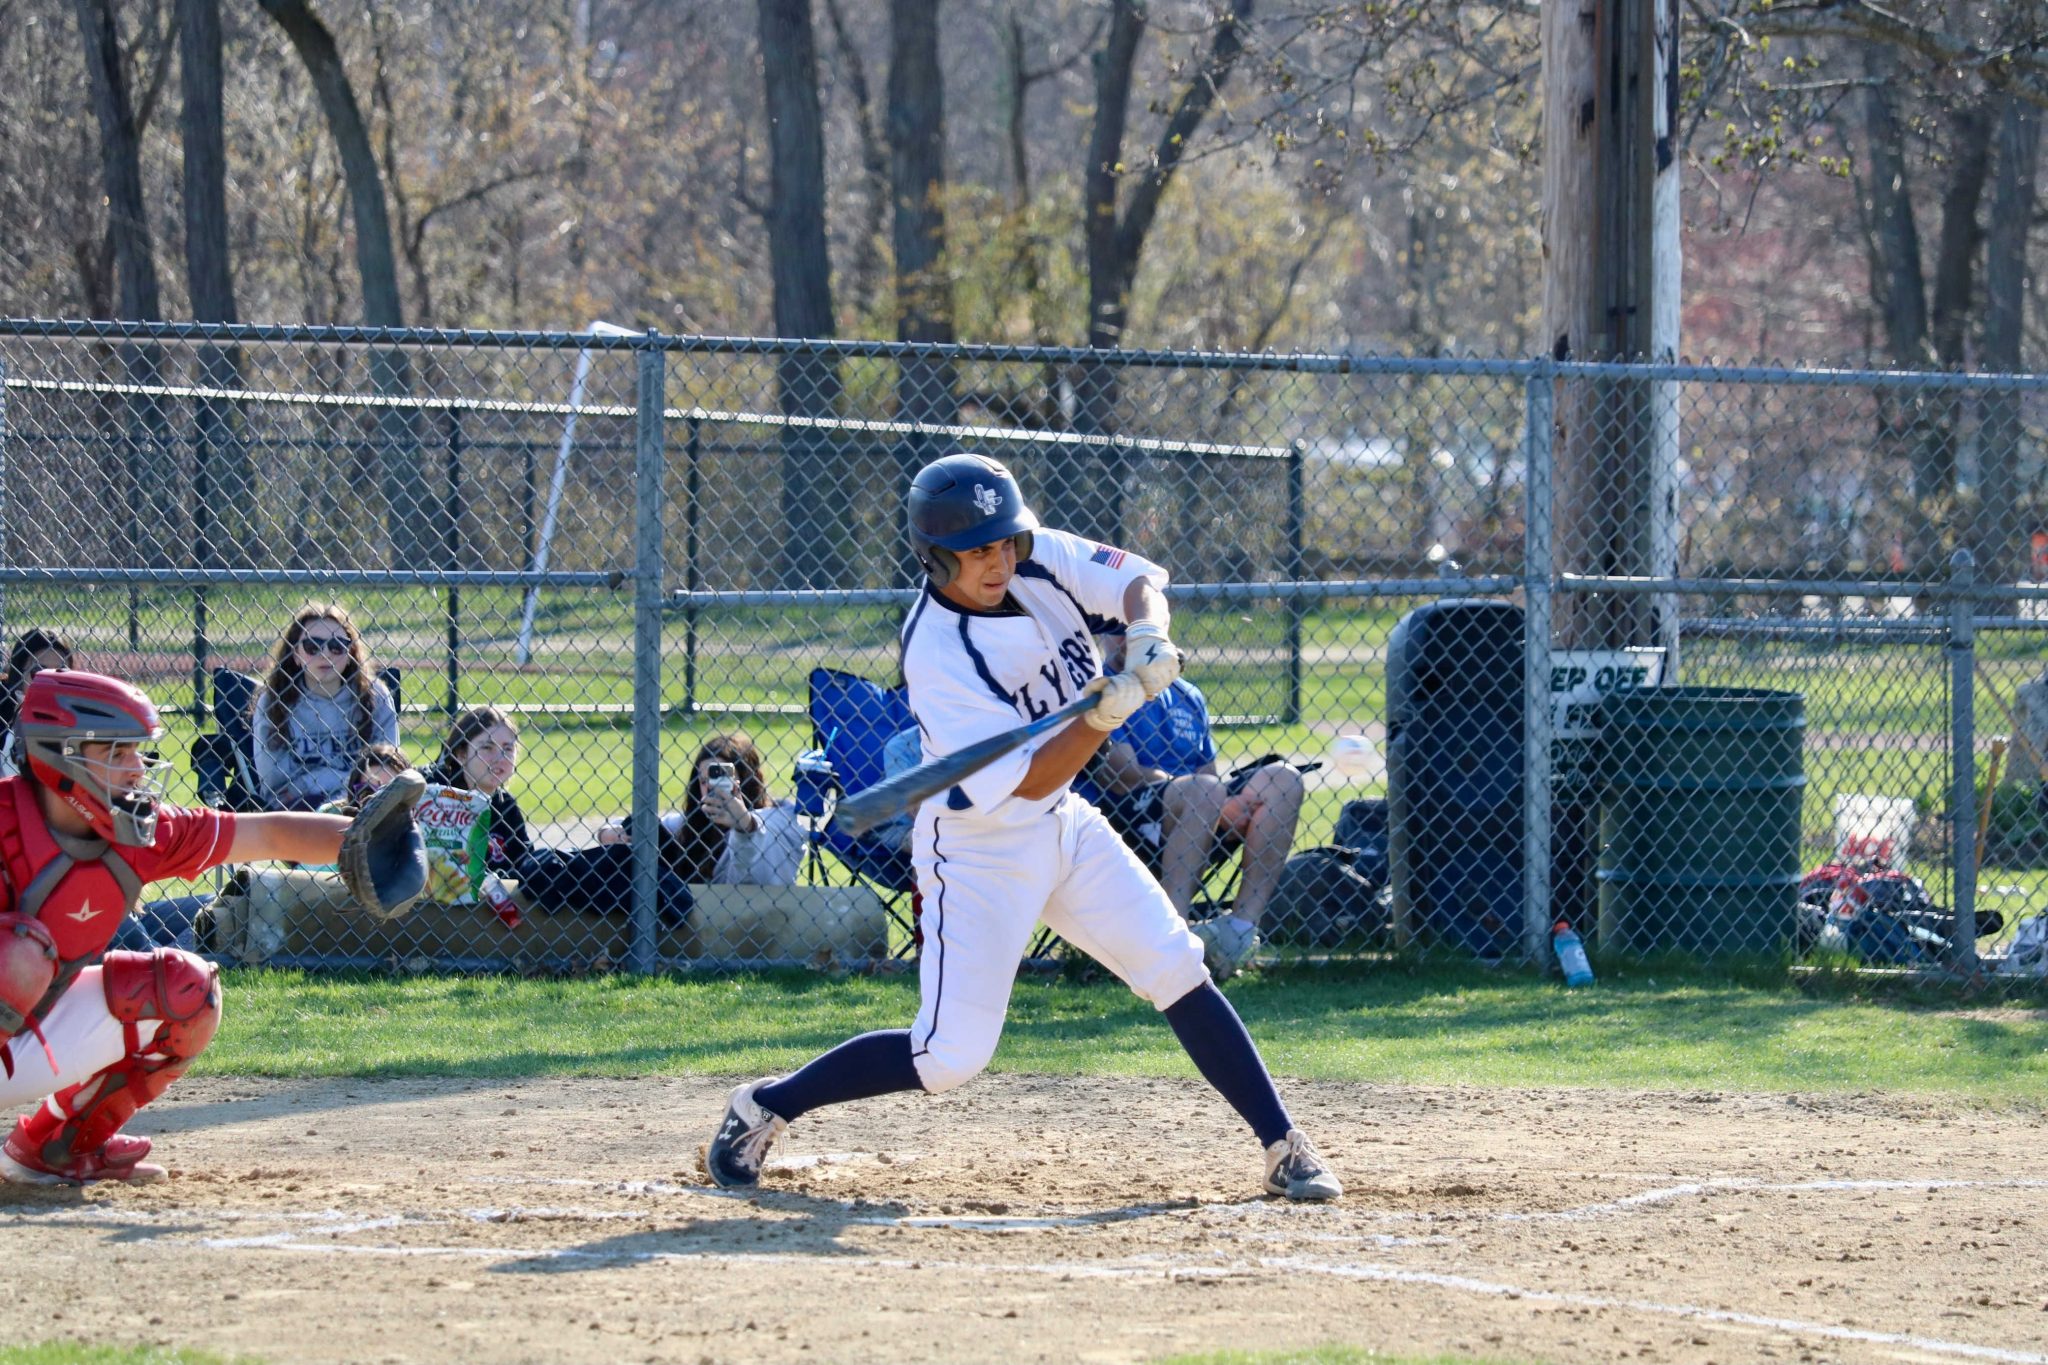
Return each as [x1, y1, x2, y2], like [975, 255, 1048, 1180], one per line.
[253, 602, 398, 810]
[318, 742, 414, 818]
[1085, 638, 1305, 980]
[429, 706, 689, 925]
[0, 629, 74, 779]
[622, 733, 804, 886]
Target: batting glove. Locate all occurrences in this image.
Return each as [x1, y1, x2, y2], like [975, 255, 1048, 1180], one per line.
[1124, 621, 1183, 698]
[1082, 672, 1148, 731]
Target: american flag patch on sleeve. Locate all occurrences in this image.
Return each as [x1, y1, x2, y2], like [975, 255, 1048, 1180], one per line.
[1090, 544, 1126, 568]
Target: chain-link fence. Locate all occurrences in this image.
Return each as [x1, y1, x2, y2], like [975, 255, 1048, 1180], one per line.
[2, 319, 2044, 989]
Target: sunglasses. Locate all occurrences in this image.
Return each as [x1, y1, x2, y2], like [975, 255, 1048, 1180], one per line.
[297, 635, 352, 656]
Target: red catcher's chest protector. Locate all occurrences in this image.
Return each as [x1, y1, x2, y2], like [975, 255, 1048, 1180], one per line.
[0, 775, 143, 986]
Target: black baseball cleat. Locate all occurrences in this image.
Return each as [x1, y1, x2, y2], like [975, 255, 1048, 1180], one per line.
[701, 1078, 788, 1189]
[1263, 1128, 1342, 1201]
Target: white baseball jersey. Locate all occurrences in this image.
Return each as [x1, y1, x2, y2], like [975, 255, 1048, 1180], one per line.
[898, 527, 1164, 825]
[896, 527, 1209, 1093]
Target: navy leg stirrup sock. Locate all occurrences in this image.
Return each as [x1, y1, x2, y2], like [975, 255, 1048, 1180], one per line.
[755, 1029, 923, 1122]
[1163, 981, 1292, 1148]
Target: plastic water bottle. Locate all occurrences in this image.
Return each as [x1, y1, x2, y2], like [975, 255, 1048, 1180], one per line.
[1553, 919, 1594, 987]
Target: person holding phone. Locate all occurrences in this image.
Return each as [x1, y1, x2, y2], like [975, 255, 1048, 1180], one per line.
[606, 734, 803, 886]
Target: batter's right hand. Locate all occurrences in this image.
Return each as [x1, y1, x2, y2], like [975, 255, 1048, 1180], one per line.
[1081, 672, 1147, 732]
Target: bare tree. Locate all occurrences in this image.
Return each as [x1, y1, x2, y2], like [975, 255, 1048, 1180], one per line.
[821, 0, 891, 320]
[257, 0, 429, 569]
[178, 0, 256, 564]
[73, 0, 177, 576]
[1060, 0, 1254, 541]
[758, 0, 851, 588]
[1974, 96, 2041, 583]
[887, 0, 956, 582]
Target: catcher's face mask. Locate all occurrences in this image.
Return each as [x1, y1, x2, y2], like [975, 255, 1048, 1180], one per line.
[49, 739, 169, 847]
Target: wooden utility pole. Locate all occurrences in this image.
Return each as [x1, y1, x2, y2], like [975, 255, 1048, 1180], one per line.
[1543, 0, 1681, 652]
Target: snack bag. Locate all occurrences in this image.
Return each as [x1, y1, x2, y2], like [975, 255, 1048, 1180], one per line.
[413, 783, 492, 903]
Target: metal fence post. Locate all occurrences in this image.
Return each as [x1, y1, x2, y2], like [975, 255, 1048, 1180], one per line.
[1522, 367, 1556, 968]
[1284, 440, 1305, 726]
[191, 390, 212, 721]
[629, 337, 668, 975]
[1948, 548, 1979, 970]
[444, 409, 465, 717]
[684, 415, 702, 716]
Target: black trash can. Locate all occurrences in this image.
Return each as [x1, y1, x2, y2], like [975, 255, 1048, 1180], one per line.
[1596, 686, 1806, 960]
[1387, 600, 1595, 961]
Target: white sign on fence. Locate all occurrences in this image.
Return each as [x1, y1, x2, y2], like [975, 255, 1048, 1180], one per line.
[1548, 648, 1667, 739]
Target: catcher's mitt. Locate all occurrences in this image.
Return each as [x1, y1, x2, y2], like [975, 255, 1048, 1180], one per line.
[337, 769, 430, 921]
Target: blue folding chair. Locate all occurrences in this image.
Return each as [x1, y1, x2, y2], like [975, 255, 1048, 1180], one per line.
[804, 668, 919, 954]
[804, 667, 1079, 965]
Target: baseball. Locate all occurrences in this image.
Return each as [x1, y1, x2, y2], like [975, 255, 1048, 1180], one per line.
[1327, 733, 1377, 778]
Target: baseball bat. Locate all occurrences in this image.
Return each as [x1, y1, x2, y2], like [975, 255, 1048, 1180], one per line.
[831, 692, 1102, 837]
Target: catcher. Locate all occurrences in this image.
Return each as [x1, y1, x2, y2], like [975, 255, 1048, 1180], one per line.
[0, 669, 426, 1184]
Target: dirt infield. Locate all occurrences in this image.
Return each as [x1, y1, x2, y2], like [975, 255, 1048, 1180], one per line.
[2, 1074, 2043, 1365]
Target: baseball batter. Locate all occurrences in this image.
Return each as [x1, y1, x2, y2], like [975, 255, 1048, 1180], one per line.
[0, 670, 356, 1183]
[704, 453, 1341, 1201]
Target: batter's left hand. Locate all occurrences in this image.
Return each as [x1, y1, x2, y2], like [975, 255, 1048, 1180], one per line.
[1082, 672, 1148, 732]
[1123, 622, 1182, 698]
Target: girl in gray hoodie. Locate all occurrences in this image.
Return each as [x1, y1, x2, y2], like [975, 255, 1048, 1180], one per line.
[252, 602, 399, 809]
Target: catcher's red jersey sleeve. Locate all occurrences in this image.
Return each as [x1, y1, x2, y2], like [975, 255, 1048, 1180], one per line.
[123, 804, 237, 883]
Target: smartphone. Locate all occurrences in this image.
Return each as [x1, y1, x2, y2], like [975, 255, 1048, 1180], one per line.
[705, 760, 736, 794]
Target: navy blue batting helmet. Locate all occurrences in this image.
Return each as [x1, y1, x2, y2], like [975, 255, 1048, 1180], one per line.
[907, 453, 1039, 587]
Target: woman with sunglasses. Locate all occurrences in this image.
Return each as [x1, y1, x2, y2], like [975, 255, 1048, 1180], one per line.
[251, 603, 399, 810]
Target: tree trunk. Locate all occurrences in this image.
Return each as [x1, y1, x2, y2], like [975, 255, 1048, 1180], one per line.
[758, 0, 850, 589]
[1975, 97, 2040, 585]
[888, 0, 956, 584]
[1905, 101, 1995, 576]
[1857, 47, 1933, 579]
[73, 0, 176, 571]
[74, 0, 160, 324]
[178, 0, 257, 566]
[257, 0, 402, 326]
[822, 0, 889, 320]
[257, 0, 428, 570]
[1861, 49, 1930, 368]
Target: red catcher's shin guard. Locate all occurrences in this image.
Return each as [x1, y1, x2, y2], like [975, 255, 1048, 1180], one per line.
[35, 949, 219, 1168]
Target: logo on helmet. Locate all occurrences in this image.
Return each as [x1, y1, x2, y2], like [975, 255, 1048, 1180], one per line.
[972, 483, 1002, 517]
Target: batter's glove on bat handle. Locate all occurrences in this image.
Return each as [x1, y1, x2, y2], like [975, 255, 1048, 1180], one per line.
[337, 769, 431, 921]
[1083, 673, 1148, 732]
[1124, 621, 1182, 698]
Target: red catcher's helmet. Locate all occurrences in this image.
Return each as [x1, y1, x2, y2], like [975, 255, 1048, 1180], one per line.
[16, 670, 168, 847]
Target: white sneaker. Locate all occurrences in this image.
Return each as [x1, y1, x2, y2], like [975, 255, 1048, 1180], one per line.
[701, 1078, 787, 1189]
[1191, 916, 1259, 980]
[1263, 1128, 1342, 1201]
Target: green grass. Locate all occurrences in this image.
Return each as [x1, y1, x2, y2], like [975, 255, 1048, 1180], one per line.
[0, 1348, 243, 1365]
[204, 963, 2048, 1104]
